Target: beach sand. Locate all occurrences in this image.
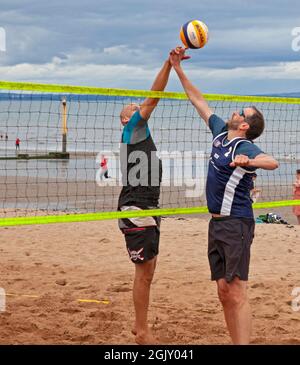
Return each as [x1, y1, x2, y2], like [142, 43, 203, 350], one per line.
[0, 216, 300, 344]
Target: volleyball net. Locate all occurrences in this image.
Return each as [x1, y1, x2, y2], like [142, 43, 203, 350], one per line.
[0, 81, 299, 226]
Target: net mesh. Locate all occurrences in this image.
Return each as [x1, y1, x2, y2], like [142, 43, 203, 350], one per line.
[0, 82, 299, 224]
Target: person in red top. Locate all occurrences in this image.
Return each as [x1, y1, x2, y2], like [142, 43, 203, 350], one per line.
[99, 155, 109, 180]
[15, 138, 20, 151]
[293, 169, 300, 224]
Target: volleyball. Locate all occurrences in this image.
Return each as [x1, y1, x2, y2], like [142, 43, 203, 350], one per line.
[180, 20, 209, 49]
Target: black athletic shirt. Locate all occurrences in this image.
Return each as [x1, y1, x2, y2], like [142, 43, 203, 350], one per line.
[118, 111, 162, 209]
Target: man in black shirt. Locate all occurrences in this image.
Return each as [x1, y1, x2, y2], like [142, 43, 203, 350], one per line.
[118, 52, 188, 344]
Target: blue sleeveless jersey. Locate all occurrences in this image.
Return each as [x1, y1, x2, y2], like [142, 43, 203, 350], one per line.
[206, 132, 256, 218]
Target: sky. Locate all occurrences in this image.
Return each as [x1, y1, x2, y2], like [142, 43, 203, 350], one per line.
[0, 0, 300, 95]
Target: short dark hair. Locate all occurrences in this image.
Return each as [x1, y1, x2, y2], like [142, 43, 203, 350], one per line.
[245, 106, 265, 141]
[297, 169, 300, 174]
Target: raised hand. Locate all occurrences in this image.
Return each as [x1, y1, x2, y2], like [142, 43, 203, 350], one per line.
[169, 46, 190, 67]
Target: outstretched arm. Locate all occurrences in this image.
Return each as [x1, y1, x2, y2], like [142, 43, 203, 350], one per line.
[230, 153, 279, 170]
[139, 60, 172, 120]
[170, 47, 213, 125]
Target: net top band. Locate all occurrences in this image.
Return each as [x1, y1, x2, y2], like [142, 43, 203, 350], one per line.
[1, 80, 300, 104]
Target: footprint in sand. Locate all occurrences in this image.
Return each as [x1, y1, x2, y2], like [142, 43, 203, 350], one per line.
[74, 285, 91, 290]
[99, 238, 111, 244]
[55, 279, 67, 286]
[251, 283, 265, 289]
[252, 296, 262, 303]
[59, 308, 81, 314]
[273, 326, 289, 334]
[109, 284, 131, 293]
[76, 320, 88, 329]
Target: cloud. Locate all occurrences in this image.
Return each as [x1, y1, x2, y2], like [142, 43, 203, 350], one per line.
[1, 54, 300, 94]
[0, 59, 156, 88]
[187, 61, 300, 80]
[0, 0, 299, 93]
[58, 45, 158, 66]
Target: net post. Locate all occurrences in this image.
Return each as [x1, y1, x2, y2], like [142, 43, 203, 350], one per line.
[61, 96, 67, 153]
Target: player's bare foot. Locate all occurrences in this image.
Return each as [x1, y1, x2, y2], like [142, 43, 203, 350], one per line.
[135, 331, 158, 345]
[131, 322, 137, 336]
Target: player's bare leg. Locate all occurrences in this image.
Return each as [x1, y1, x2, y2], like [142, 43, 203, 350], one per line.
[132, 256, 158, 344]
[217, 277, 251, 344]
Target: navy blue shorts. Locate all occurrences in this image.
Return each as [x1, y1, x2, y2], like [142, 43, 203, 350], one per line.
[208, 216, 255, 283]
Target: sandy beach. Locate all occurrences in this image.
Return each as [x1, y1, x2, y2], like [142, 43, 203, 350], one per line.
[0, 216, 300, 344]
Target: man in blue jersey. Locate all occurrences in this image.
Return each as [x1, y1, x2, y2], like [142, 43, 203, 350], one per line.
[118, 52, 189, 345]
[170, 47, 279, 344]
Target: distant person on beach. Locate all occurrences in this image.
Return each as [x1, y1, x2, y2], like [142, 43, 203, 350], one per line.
[5, 134, 8, 141]
[117, 51, 189, 345]
[99, 155, 109, 180]
[250, 173, 261, 203]
[15, 138, 20, 151]
[170, 46, 278, 345]
[292, 169, 300, 224]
